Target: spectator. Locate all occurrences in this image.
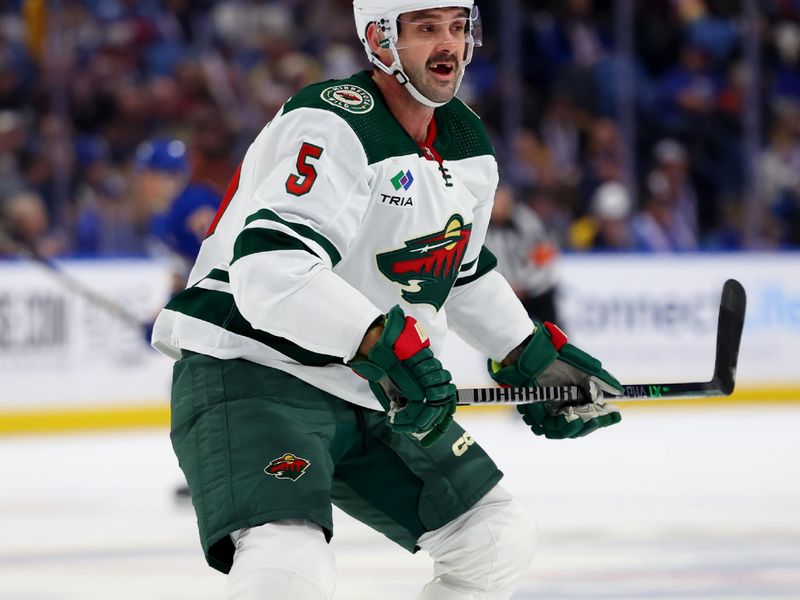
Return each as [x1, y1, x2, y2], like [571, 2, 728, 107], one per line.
[650, 138, 702, 235]
[773, 21, 800, 104]
[655, 39, 721, 132]
[0, 2, 798, 254]
[533, 0, 611, 87]
[538, 91, 584, 187]
[72, 135, 141, 256]
[569, 181, 634, 252]
[0, 189, 65, 258]
[185, 104, 237, 196]
[0, 109, 28, 201]
[759, 102, 800, 209]
[772, 191, 800, 247]
[631, 169, 699, 252]
[578, 118, 624, 209]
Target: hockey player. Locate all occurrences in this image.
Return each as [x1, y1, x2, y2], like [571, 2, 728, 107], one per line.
[151, 1, 623, 598]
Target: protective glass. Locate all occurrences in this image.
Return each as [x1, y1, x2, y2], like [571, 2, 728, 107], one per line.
[385, 6, 483, 53]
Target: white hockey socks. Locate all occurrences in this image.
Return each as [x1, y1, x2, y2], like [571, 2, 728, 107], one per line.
[226, 519, 336, 600]
[416, 485, 537, 600]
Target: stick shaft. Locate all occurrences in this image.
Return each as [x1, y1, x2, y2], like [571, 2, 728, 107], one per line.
[0, 230, 145, 329]
[458, 279, 746, 406]
[457, 380, 728, 406]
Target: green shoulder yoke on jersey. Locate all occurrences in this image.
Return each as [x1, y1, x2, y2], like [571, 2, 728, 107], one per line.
[430, 96, 494, 162]
[283, 71, 494, 165]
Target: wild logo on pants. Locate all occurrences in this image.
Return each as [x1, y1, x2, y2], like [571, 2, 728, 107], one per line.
[264, 453, 311, 481]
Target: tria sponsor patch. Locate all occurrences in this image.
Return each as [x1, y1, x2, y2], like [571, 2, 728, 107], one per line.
[264, 453, 311, 481]
[391, 169, 414, 191]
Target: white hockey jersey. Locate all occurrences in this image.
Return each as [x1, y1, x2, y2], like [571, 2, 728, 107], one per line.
[152, 71, 533, 410]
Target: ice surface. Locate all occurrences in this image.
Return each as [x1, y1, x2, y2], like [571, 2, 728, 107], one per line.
[1, 405, 798, 599]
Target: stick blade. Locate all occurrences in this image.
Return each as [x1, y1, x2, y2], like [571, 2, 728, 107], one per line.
[714, 279, 746, 395]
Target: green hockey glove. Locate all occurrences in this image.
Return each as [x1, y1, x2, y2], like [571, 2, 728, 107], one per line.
[350, 305, 456, 447]
[490, 321, 623, 439]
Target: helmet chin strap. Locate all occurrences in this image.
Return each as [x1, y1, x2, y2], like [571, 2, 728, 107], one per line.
[370, 45, 463, 109]
[398, 70, 452, 108]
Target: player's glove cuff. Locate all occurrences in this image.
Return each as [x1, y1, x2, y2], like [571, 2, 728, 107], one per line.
[488, 322, 559, 387]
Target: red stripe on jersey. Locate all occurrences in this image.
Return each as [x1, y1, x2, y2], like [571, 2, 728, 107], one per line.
[205, 161, 242, 238]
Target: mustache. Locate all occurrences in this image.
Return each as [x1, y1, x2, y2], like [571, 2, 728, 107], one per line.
[426, 54, 459, 68]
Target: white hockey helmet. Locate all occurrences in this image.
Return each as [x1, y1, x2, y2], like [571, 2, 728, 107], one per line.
[353, 0, 482, 107]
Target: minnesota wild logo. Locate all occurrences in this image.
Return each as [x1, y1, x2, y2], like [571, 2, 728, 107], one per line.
[320, 84, 374, 114]
[377, 215, 472, 310]
[264, 453, 311, 481]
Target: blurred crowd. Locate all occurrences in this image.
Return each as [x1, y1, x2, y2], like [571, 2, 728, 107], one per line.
[1, 0, 800, 266]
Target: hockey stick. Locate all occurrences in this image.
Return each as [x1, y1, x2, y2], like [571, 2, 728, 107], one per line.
[457, 279, 746, 406]
[0, 229, 147, 331]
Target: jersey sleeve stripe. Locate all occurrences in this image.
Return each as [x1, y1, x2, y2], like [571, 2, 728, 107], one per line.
[205, 268, 230, 283]
[165, 286, 343, 366]
[232, 228, 317, 265]
[244, 208, 342, 266]
[242, 219, 334, 269]
[460, 257, 478, 273]
[454, 246, 497, 287]
[196, 278, 231, 294]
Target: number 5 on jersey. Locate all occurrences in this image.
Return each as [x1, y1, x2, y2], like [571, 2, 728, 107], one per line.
[206, 141, 324, 238]
[286, 142, 324, 196]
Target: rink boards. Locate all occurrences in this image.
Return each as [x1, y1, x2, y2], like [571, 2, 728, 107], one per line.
[1, 253, 798, 433]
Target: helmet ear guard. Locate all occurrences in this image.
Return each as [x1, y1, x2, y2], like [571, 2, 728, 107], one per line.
[353, 0, 481, 108]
